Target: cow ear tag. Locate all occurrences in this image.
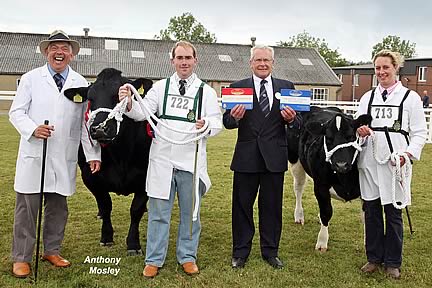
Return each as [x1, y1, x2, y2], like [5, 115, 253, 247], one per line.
[137, 84, 145, 95]
[73, 93, 83, 103]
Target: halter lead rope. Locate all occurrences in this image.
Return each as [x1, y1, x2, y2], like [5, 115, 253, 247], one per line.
[86, 84, 211, 145]
[126, 83, 211, 145]
[370, 133, 411, 209]
[127, 83, 210, 221]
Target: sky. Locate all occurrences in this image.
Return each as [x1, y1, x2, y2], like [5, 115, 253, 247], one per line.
[1, 0, 430, 63]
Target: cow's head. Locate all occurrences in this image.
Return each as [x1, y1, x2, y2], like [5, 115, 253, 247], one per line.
[306, 109, 372, 173]
[65, 68, 153, 144]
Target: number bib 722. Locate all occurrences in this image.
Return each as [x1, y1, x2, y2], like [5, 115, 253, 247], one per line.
[160, 79, 204, 123]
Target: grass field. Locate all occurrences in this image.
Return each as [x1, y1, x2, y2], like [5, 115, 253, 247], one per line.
[0, 114, 431, 288]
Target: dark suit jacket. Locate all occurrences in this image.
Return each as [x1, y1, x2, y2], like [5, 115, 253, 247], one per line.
[223, 76, 295, 173]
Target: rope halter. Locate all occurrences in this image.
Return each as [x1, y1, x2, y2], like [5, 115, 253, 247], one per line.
[86, 96, 129, 137]
[323, 134, 363, 165]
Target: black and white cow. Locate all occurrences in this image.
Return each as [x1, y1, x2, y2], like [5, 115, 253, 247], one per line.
[287, 106, 371, 251]
[64, 68, 153, 255]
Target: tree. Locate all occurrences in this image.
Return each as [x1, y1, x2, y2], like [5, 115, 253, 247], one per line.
[155, 12, 216, 43]
[371, 35, 416, 59]
[278, 31, 349, 67]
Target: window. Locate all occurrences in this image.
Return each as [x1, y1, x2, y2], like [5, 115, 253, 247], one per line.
[372, 75, 378, 87]
[419, 67, 427, 82]
[36, 46, 41, 54]
[312, 88, 328, 101]
[298, 58, 313, 66]
[353, 74, 359, 86]
[131, 50, 145, 58]
[79, 48, 92, 56]
[218, 55, 232, 62]
[105, 39, 118, 50]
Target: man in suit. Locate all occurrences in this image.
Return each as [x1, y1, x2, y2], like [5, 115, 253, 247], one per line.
[223, 45, 298, 269]
[9, 30, 101, 278]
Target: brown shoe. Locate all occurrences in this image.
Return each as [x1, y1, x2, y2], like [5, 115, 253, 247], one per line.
[385, 267, 401, 279]
[42, 255, 71, 267]
[182, 262, 199, 275]
[12, 262, 31, 278]
[360, 262, 380, 273]
[143, 265, 158, 278]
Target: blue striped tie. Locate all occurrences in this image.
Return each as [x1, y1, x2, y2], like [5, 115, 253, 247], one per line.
[259, 79, 270, 117]
[53, 73, 63, 92]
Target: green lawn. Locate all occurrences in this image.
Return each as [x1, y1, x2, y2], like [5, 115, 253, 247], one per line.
[0, 114, 431, 288]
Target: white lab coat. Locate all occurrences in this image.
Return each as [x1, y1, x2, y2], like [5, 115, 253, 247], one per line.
[356, 83, 427, 205]
[9, 64, 101, 196]
[126, 73, 222, 199]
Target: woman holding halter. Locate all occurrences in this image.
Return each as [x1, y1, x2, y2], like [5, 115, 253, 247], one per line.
[356, 50, 427, 279]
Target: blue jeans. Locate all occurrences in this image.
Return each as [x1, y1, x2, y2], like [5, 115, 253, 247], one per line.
[145, 169, 205, 267]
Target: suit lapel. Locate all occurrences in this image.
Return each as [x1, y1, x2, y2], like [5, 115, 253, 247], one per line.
[249, 77, 260, 108]
[270, 77, 281, 115]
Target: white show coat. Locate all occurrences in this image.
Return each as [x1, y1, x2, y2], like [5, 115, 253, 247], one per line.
[126, 73, 222, 200]
[9, 64, 101, 196]
[356, 83, 427, 205]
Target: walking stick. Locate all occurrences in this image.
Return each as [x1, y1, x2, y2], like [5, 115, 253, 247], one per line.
[190, 86, 204, 237]
[384, 127, 414, 235]
[34, 120, 49, 282]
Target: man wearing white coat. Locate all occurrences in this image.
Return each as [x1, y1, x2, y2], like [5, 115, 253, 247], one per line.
[9, 30, 101, 278]
[118, 40, 222, 277]
[356, 50, 427, 279]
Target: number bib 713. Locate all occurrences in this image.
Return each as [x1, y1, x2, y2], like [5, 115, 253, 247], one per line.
[370, 105, 400, 128]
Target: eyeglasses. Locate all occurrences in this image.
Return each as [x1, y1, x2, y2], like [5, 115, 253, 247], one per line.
[252, 58, 273, 64]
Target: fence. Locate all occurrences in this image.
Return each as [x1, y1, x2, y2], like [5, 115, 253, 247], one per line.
[310, 100, 432, 144]
[2, 91, 431, 143]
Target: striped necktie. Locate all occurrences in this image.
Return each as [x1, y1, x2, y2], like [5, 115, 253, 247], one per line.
[53, 73, 63, 92]
[259, 79, 270, 117]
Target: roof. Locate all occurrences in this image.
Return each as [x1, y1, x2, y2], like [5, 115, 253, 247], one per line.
[333, 63, 374, 70]
[0, 31, 341, 86]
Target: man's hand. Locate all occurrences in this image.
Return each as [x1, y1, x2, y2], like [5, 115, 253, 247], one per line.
[33, 124, 54, 139]
[88, 160, 101, 174]
[196, 119, 205, 129]
[118, 84, 132, 111]
[281, 106, 296, 123]
[230, 104, 246, 121]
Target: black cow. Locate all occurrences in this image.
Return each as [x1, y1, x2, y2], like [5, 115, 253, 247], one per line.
[64, 68, 153, 255]
[287, 106, 371, 251]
